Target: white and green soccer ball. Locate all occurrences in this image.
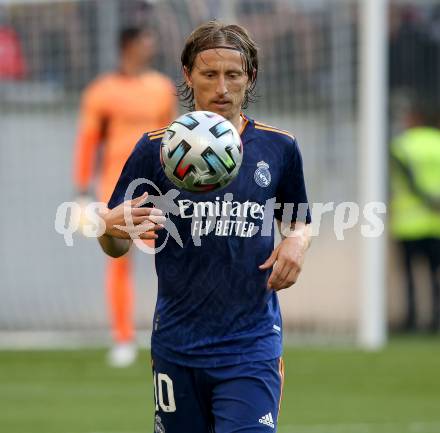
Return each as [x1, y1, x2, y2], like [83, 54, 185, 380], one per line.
[160, 111, 243, 193]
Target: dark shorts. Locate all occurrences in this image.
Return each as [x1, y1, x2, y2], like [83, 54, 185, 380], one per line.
[151, 353, 284, 433]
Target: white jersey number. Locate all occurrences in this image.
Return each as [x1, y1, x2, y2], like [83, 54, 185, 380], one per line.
[153, 372, 176, 413]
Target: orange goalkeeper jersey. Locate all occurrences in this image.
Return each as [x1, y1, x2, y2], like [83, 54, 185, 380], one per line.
[73, 71, 177, 202]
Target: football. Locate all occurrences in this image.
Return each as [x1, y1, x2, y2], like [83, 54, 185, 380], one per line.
[160, 111, 243, 192]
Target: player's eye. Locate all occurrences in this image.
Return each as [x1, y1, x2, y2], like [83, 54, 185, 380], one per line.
[228, 72, 242, 79]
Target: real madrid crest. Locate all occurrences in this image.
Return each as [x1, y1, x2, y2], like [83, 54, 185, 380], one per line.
[254, 161, 271, 187]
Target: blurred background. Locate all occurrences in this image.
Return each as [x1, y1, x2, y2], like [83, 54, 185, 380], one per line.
[1, 1, 440, 433]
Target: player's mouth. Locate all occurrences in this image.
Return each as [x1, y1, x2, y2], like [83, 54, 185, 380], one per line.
[212, 100, 231, 109]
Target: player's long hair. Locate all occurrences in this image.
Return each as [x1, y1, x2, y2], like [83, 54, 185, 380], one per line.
[178, 20, 259, 110]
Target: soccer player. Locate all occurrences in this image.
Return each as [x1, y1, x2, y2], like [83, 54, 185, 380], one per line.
[73, 27, 177, 367]
[99, 21, 311, 432]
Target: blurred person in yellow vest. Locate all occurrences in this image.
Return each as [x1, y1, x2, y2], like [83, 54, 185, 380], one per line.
[73, 26, 177, 366]
[390, 101, 440, 332]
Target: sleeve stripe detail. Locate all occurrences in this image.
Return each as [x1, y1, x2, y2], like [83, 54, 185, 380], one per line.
[239, 117, 249, 135]
[149, 133, 166, 141]
[278, 357, 285, 420]
[254, 120, 280, 129]
[147, 127, 168, 136]
[254, 124, 294, 139]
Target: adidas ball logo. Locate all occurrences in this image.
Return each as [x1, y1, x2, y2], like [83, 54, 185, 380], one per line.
[259, 412, 275, 428]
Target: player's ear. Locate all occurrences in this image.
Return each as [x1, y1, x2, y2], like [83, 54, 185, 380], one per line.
[183, 67, 193, 88]
[248, 68, 257, 88]
[245, 69, 254, 91]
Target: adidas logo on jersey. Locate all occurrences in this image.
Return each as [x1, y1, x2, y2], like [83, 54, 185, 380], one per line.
[259, 412, 275, 428]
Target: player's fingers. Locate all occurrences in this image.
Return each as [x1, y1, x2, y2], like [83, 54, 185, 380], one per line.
[139, 232, 159, 240]
[130, 221, 154, 235]
[114, 219, 163, 236]
[130, 215, 166, 225]
[131, 192, 148, 207]
[267, 262, 283, 289]
[149, 208, 164, 216]
[131, 207, 150, 216]
[269, 274, 284, 290]
[135, 221, 165, 233]
[147, 215, 167, 225]
[138, 224, 164, 236]
[132, 207, 164, 217]
[259, 248, 279, 270]
[274, 259, 292, 286]
[267, 271, 279, 290]
[270, 255, 297, 290]
[276, 267, 300, 291]
[130, 216, 151, 225]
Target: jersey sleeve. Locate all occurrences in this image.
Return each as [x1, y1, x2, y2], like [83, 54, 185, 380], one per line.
[274, 137, 311, 224]
[73, 82, 107, 193]
[107, 134, 155, 209]
[159, 78, 178, 126]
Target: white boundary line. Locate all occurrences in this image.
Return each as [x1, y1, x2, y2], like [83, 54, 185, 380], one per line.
[12, 421, 440, 433]
[51, 421, 440, 433]
[279, 421, 440, 433]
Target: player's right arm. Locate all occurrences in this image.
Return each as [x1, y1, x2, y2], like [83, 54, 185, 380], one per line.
[98, 192, 165, 258]
[98, 134, 165, 258]
[73, 80, 106, 196]
[259, 134, 312, 291]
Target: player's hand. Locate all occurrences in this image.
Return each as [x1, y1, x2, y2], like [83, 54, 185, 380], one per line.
[101, 192, 166, 240]
[73, 194, 93, 236]
[259, 228, 310, 291]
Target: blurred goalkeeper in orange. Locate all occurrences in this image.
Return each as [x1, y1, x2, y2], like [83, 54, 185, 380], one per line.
[73, 26, 177, 367]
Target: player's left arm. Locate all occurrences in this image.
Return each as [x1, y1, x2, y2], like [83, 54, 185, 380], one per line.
[259, 135, 312, 291]
[159, 78, 178, 126]
[259, 221, 311, 291]
[73, 82, 106, 197]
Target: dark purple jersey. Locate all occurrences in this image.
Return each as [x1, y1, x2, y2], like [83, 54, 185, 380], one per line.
[108, 115, 311, 367]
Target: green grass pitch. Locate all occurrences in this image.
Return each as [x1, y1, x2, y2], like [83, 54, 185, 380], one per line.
[1, 336, 439, 433]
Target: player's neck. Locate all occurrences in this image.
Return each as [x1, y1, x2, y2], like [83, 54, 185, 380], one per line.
[230, 112, 244, 133]
[118, 59, 147, 77]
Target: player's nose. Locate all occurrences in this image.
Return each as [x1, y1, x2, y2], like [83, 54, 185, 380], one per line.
[215, 75, 228, 96]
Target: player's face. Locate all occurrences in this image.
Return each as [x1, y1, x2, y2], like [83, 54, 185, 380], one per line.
[128, 32, 155, 65]
[185, 48, 250, 125]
